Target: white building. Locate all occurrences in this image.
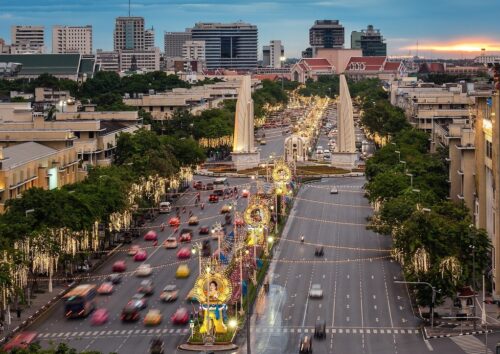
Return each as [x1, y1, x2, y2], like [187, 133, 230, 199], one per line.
[11, 25, 45, 53]
[52, 25, 93, 54]
[182, 40, 205, 61]
[96, 50, 120, 72]
[263, 40, 284, 68]
[145, 28, 155, 50]
[474, 55, 500, 65]
[119, 48, 160, 72]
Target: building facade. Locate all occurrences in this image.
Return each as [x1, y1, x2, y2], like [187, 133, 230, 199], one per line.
[114, 17, 145, 51]
[359, 25, 387, 56]
[291, 58, 336, 83]
[96, 50, 120, 72]
[11, 25, 45, 53]
[309, 20, 345, 51]
[182, 40, 205, 61]
[190, 22, 258, 70]
[262, 40, 284, 68]
[351, 31, 362, 49]
[144, 27, 155, 50]
[164, 32, 192, 58]
[119, 48, 160, 72]
[52, 25, 93, 54]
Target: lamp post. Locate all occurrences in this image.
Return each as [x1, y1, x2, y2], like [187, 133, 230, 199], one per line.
[406, 173, 414, 188]
[280, 56, 286, 90]
[395, 280, 437, 327]
[394, 150, 401, 162]
[245, 262, 252, 354]
[470, 226, 477, 330]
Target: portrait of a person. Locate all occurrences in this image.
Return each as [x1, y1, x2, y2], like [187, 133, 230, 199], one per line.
[208, 280, 219, 302]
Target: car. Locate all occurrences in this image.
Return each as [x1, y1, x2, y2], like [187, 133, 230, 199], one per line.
[171, 307, 189, 325]
[106, 273, 123, 284]
[241, 189, 250, 198]
[121, 304, 140, 322]
[309, 284, 323, 299]
[112, 260, 127, 272]
[260, 140, 267, 145]
[144, 230, 158, 241]
[136, 264, 153, 277]
[160, 285, 178, 302]
[97, 282, 114, 295]
[314, 320, 326, 339]
[330, 186, 338, 194]
[220, 204, 231, 214]
[149, 337, 164, 354]
[91, 308, 109, 325]
[193, 181, 203, 190]
[177, 246, 191, 260]
[205, 183, 214, 190]
[168, 217, 180, 227]
[314, 247, 324, 257]
[134, 250, 148, 261]
[209, 194, 219, 203]
[163, 236, 178, 249]
[128, 245, 141, 256]
[129, 293, 148, 310]
[199, 225, 210, 235]
[179, 229, 193, 243]
[159, 201, 171, 214]
[144, 309, 163, 326]
[176, 264, 190, 278]
[213, 189, 224, 197]
[299, 335, 313, 354]
[2, 332, 38, 351]
[188, 216, 199, 226]
[138, 279, 155, 295]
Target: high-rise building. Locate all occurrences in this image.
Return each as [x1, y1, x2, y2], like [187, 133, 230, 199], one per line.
[309, 20, 344, 50]
[302, 47, 313, 58]
[145, 27, 155, 50]
[114, 17, 145, 51]
[182, 40, 205, 61]
[11, 25, 45, 53]
[350, 31, 362, 50]
[358, 25, 387, 56]
[52, 25, 93, 54]
[263, 40, 284, 68]
[164, 32, 192, 58]
[190, 22, 258, 70]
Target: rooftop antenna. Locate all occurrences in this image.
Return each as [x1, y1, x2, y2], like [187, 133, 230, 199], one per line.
[128, 0, 131, 16]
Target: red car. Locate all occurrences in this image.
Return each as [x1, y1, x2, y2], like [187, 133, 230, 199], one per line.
[91, 308, 109, 325]
[193, 181, 203, 190]
[199, 226, 209, 235]
[241, 189, 250, 198]
[144, 230, 158, 241]
[112, 260, 127, 272]
[209, 194, 219, 203]
[3, 332, 38, 351]
[169, 217, 180, 227]
[177, 247, 191, 260]
[179, 230, 192, 243]
[134, 250, 148, 261]
[171, 307, 189, 325]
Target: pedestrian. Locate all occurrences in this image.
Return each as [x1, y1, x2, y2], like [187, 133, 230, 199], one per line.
[160, 223, 165, 232]
[201, 203, 205, 210]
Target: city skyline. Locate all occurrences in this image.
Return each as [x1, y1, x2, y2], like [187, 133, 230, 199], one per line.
[1, 0, 499, 59]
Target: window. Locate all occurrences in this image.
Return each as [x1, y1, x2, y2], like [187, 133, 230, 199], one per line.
[88, 132, 94, 139]
[486, 140, 493, 159]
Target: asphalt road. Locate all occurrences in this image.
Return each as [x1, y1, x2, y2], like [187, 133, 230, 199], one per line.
[257, 127, 288, 162]
[26, 177, 253, 354]
[242, 177, 499, 354]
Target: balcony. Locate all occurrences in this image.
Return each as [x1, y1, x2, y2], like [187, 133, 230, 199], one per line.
[74, 139, 98, 153]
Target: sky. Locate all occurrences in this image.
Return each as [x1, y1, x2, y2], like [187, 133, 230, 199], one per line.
[2, 0, 500, 59]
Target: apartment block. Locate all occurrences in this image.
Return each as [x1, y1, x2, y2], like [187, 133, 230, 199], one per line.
[182, 40, 205, 61]
[11, 25, 45, 53]
[165, 32, 192, 58]
[119, 48, 160, 72]
[52, 25, 92, 54]
[145, 27, 155, 50]
[262, 40, 284, 68]
[114, 17, 145, 51]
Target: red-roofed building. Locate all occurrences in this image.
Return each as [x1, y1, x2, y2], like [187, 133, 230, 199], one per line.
[344, 56, 407, 81]
[291, 58, 336, 83]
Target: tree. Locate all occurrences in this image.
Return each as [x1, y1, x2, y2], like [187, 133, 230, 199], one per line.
[161, 136, 205, 166]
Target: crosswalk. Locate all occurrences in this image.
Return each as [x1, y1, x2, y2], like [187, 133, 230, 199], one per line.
[38, 328, 190, 340]
[451, 336, 493, 354]
[253, 326, 420, 335]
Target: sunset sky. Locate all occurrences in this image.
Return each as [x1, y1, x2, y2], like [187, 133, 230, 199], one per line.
[2, 0, 499, 59]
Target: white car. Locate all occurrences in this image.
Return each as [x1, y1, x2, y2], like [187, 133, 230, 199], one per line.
[309, 284, 323, 299]
[330, 186, 338, 194]
[136, 264, 153, 277]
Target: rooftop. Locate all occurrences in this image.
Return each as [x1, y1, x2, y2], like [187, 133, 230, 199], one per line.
[1, 142, 57, 170]
[0, 54, 81, 76]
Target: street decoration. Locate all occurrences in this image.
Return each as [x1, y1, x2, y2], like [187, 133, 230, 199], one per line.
[243, 200, 271, 228]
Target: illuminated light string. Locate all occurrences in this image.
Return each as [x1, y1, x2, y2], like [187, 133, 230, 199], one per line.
[27, 255, 390, 283]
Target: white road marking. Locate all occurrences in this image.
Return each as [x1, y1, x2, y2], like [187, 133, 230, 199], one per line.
[424, 339, 434, 351]
[346, 316, 350, 322]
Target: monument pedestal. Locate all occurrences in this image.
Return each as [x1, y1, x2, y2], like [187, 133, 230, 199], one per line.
[331, 152, 358, 169]
[232, 151, 260, 171]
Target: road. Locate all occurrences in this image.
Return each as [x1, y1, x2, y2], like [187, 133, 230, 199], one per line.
[257, 127, 288, 162]
[26, 177, 253, 354]
[243, 177, 499, 354]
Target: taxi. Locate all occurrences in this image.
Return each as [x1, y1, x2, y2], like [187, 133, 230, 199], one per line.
[91, 308, 109, 325]
[188, 216, 199, 226]
[175, 264, 190, 278]
[168, 217, 180, 227]
[144, 230, 158, 241]
[134, 250, 148, 261]
[97, 281, 114, 295]
[220, 204, 232, 214]
[128, 245, 141, 256]
[144, 309, 163, 326]
[163, 236, 178, 249]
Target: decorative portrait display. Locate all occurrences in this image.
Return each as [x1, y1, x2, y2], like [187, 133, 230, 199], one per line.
[194, 272, 232, 305]
[243, 202, 270, 228]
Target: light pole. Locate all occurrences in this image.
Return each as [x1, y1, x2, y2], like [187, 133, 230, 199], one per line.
[394, 150, 401, 162]
[400, 160, 407, 171]
[191, 243, 202, 275]
[245, 262, 252, 354]
[395, 280, 437, 327]
[470, 228, 477, 330]
[406, 173, 414, 188]
[280, 56, 286, 90]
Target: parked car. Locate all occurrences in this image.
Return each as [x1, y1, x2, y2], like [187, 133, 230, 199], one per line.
[112, 260, 127, 272]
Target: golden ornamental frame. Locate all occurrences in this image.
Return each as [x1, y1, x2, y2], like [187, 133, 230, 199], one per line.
[193, 272, 232, 304]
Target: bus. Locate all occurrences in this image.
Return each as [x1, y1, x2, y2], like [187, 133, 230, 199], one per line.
[63, 284, 97, 318]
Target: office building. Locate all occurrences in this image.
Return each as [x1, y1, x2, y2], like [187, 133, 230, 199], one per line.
[145, 27, 155, 50]
[119, 48, 160, 72]
[309, 20, 344, 51]
[164, 32, 191, 58]
[263, 40, 284, 68]
[357, 25, 387, 56]
[182, 40, 205, 61]
[302, 47, 313, 58]
[351, 31, 362, 49]
[114, 17, 145, 51]
[11, 25, 45, 53]
[52, 25, 93, 54]
[190, 22, 258, 70]
[96, 50, 120, 72]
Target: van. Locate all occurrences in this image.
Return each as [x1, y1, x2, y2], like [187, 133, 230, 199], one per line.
[159, 202, 171, 214]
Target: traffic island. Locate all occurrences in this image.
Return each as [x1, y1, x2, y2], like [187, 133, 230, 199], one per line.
[179, 343, 238, 352]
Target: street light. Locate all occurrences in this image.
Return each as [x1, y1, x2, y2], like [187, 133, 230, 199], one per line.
[394, 280, 438, 327]
[394, 150, 401, 161]
[406, 173, 414, 188]
[25, 209, 35, 217]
